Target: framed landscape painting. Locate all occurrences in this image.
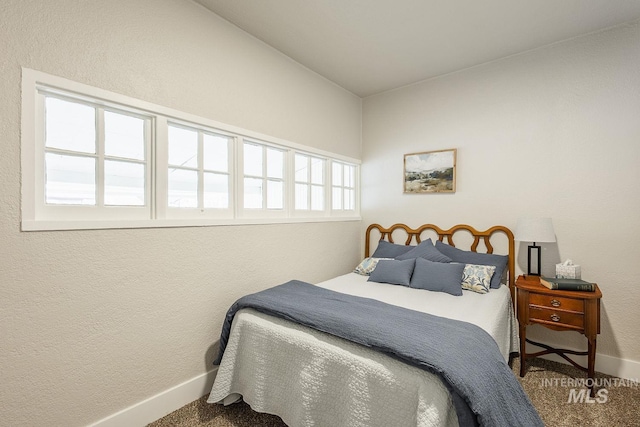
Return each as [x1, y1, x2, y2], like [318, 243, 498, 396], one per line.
[404, 149, 457, 193]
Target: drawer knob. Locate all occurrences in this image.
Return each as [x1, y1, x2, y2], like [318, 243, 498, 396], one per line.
[551, 299, 561, 307]
[551, 314, 561, 322]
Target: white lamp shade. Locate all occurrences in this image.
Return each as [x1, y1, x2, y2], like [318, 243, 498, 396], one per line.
[514, 217, 556, 243]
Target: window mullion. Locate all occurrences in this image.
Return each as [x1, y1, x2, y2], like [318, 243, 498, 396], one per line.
[262, 145, 267, 210]
[322, 160, 328, 216]
[147, 117, 154, 219]
[306, 156, 311, 210]
[96, 107, 105, 207]
[285, 149, 294, 216]
[228, 136, 235, 218]
[342, 164, 348, 211]
[282, 153, 287, 213]
[198, 131, 204, 210]
[155, 116, 168, 219]
[354, 165, 359, 212]
[234, 137, 241, 217]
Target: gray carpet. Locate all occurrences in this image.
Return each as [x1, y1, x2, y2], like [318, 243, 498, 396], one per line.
[149, 357, 639, 426]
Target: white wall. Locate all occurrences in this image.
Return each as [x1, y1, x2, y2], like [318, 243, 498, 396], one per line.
[0, 1, 362, 426]
[362, 22, 640, 367]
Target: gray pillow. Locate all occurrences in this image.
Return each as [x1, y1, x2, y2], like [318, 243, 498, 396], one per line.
[434, 240, 508, 289]
[371, 240, 413, 258]
[396, 238, 452, 263]
[368, 258, 415, 287]
[410, 258, 464, 296]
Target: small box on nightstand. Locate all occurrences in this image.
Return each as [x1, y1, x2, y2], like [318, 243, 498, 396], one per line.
[556, 263, 581, 279]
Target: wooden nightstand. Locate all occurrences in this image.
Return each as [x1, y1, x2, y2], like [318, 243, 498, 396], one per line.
[515, 275, 602, 394]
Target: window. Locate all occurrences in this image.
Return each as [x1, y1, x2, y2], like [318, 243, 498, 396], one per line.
[294, 153, 325, 212]
[21, 68, 359, 230]
[166, 124, 232, 216]
[242, 142, 285, 212]
[332, 162, 356, 211]
[41, 94, 150, 220]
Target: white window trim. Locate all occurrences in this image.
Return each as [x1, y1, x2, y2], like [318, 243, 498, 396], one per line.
[21, 68, 360, 231]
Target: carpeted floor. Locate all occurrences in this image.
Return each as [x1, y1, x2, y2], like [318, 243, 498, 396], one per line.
[148, 357, 639, 427]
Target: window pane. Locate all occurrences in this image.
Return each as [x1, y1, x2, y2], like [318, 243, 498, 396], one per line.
[311, 157, 324, 184]
[267, 180, 283, 209]
[295, 154, 308, 182]
[346, 189, 355, 210]
[168, 168, 197, 208]
[267, 148, 283, 179]
[204, 172, 228, 209]
[104, 111, 145, 160]
[45, 97, 95, 154]
[332, 187, 342, 210]
[344, 165, 355, 188]
[244, 143, 262, 177]
[311, 185, 324, 211]
[332, 163, 342, 186]
[244, 177, 263, 209]
[45, 153, 95, 205]
[295, 183, 308, 210]
[168, 126, 197, 168]
[203, 133, 229, 173]
[104, 160, 145, 206]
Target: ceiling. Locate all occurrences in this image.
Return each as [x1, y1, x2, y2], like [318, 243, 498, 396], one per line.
[195, 0, 640, 97]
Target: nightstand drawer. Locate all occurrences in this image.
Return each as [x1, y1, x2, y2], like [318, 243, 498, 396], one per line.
[529, 293, 584, 313]
[529, 306, 584, 328]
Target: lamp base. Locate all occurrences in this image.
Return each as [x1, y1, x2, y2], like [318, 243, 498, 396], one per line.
[527, 243, 541, 276]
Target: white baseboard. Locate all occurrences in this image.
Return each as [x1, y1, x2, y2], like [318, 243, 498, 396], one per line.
[88, 368, 217, 427]
[526, 341, 640, 380]
[593, 353, 640, 380]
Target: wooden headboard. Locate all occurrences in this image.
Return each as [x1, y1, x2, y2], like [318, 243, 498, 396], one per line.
[365, 223, 516, 304]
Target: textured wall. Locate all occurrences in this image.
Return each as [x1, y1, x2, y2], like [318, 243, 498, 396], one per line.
[362, 22, 640, 364]
[0, 1, 362, 426]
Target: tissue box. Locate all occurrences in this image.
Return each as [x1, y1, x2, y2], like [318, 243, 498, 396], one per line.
[556, 263, 581, 279]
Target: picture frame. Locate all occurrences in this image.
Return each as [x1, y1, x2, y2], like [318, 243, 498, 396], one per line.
[404, 149, 457, 193]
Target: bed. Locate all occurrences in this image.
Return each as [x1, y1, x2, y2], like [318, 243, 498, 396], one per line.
[207, 223, 541, 427]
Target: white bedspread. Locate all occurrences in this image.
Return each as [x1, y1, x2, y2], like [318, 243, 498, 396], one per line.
[208, 273, 519, 427]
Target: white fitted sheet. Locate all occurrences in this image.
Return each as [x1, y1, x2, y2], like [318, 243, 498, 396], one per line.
[316, 273, 518, 361]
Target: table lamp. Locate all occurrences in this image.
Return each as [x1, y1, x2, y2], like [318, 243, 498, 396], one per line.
[514, 217, 556, 276]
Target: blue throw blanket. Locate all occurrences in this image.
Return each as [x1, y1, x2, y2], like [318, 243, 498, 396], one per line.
[214, 280, 543, 427]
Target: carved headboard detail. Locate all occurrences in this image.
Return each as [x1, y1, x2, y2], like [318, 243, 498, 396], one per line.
[365, 223, 516, 304]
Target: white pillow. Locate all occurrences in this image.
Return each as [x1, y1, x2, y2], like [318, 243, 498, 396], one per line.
[354, 257, 392, 275]
[461, 264, 496, 294]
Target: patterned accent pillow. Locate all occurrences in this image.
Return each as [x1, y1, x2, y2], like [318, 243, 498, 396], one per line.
[461, 264, 496, 294]
[354, 257, 393, 275]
